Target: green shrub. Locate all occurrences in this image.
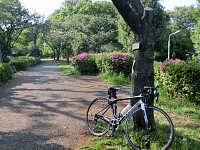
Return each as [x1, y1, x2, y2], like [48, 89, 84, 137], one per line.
[96, 52, 133, 77]
[155, 59, 200, 103]
[9, 58, 29, 71]
[0, 63, 12, 83]
[72, 53, 98, 74]
[18, 56, 41, 67]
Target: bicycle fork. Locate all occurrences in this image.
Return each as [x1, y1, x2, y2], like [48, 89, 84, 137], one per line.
[141, 102, 151, 131]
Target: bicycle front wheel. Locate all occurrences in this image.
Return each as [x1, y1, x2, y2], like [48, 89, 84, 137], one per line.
[125, 106, 174, 150]
[86, 97, 113, 136]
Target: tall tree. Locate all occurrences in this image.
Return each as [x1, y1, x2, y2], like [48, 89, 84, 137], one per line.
[168, 6, 196, 60]
[43, 21, 64, 60]
[117, 15, 134, 52]
[0, 0, 30, 57]
[15, 12, 45, 57]
[48, 0, 118, 55]
[191, 0, 200, 58]
[29, 13, 44, 57]
[111, 0, 155, 128]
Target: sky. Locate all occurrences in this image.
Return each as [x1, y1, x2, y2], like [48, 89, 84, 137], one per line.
[19, 0, 198, 19]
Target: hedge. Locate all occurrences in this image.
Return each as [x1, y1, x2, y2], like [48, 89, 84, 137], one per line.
[155, 59, 200, 103]
[18, 56, 41, 67]
[9, 58, 29, 71]
[0, 63, 12, 84]
[72, 52, 133, 76]
[95, 52, 133, 77]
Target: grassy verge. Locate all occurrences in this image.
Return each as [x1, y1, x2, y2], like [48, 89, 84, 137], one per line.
[99, 72, 131, 86]
[55, 60, 79, 75]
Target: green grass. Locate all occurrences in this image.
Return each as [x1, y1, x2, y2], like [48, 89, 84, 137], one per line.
[55, 60, 79, 75]
[99, 71, 131, 86]
[82, 88, 200, 150]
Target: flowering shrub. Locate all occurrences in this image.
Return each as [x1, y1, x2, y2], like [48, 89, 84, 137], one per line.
[96, 52, 133, 77]
[155, 59, 200, 103]
[72, 53, 98, 74]
[159, 59, 182, 72]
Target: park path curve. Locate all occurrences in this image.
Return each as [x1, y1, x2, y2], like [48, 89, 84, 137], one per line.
[0, 60, 132, 150]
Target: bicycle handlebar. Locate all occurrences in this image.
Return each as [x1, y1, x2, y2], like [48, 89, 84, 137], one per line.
[141, 86, 159, 100]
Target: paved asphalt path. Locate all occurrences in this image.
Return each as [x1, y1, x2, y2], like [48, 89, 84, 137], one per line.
[0, 60, 124, 150]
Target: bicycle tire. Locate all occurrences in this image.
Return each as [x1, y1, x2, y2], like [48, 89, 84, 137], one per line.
[125, 106, 174, 150]
[86, 97, 113, 136]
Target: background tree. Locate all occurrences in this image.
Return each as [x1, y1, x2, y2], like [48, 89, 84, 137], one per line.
[117, 15, 134, 52]
[28, 13, 44, 57]
[168, 6, 196, 60]
[191, 0, 200, 58]
[47, 0, 119, 56]
[15, 12, 45, 57]
[0, 0, 30, 59]
[43, 21, 64, 60]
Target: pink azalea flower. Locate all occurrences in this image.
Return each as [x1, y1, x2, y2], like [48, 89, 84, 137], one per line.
[162, 62, 169, 66]
[102, 52, 107, 55]
[176, 59, 181, 63]
[169, 59, 175, 63]
[77, 53, 87, 60]
[110, 53, 118, 59]
[159, 68, 164, 72]
[119, 53, 124, 58]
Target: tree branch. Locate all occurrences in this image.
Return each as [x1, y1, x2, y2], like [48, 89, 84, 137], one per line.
[111, 0, 144, 34]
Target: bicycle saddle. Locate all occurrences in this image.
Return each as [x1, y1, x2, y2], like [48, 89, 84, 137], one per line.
[108, 87, 120, 99]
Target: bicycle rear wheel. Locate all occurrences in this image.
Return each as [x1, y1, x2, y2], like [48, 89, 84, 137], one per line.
[125, 106, 174, 150]
[86, 97, 113, 136]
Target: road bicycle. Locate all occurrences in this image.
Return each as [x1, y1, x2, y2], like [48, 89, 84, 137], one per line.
[86, 86, 174, 150]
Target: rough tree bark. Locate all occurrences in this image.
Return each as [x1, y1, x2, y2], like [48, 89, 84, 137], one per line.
[0, 43, 2, 62]
[111, 0, 155, 127]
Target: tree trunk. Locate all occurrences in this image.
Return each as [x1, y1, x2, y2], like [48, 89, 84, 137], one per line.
[53, 51, 56, 60]
[131, 7, 154, 101]
[0, 43, 2, 62]
[111, 0, 155, 128]
[33, 33, 37, 47]
[56, 49, 60, 61]
[131, 7, 155, 128]
[66, 49, 70, 64]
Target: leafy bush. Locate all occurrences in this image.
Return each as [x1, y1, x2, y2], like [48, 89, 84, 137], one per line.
[9, 58, 29, 71]
[96, 52, 133, 77]
[0, 63, 12, 83]
[72, 53, 98, 74]
[155, 59, 200, 103]
[19, 56, 41, 67]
